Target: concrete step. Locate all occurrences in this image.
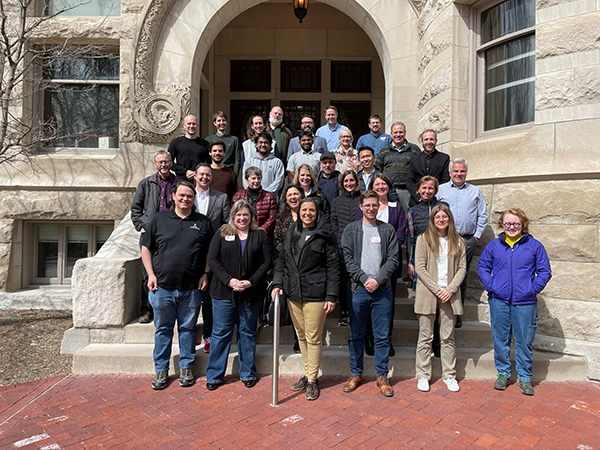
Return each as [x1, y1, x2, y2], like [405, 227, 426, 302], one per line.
[72, 343, 587, 381]
[124, 318, 494, 348]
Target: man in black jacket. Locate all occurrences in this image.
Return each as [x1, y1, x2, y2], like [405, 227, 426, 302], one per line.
[406, 129, 450, 206]
[130, 150, 175, 323]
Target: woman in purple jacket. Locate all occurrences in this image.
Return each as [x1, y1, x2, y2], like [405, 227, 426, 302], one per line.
[478, 208, 551, 397]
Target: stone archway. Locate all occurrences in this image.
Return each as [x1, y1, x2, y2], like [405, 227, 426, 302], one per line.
[130, 0, 421, 144]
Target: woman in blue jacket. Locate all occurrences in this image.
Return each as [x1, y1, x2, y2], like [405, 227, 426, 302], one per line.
[477, 208, 551, 396]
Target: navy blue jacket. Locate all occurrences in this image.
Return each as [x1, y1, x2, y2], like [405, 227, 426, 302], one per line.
[477, 233, 552, 305]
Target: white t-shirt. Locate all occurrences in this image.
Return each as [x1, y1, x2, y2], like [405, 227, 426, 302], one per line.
[436, 236, 449, 289]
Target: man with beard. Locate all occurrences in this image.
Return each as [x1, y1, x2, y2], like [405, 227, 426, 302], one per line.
[286, 131, 322, 181]
[206, 111, 241, 175]
[317, 151, 342, 207]
[356, 115, 392, 156]
[406, 129, 450, 206]
[267, 106, 293, 164]
[287, 115, 328, 160]
[208, 141, 237, 202]
[141, 181, 213, 390]
[242, 132, 285, 196]
[131, 150, 175, 324]
[167, 115, 210, 181]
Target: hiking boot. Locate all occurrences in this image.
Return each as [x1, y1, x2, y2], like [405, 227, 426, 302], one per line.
[342, 376, 362, 393]
[179, 368, 194, 387]
[305, 380, 320, 401]
[290, 376, 308, 391]
[494, 374, 509, 391]
[519, 381, 534, 396]
[152, 371, 168, 390]
[377, 375, 394, 397]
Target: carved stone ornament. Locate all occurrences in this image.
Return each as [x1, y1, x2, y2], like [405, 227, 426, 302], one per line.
[131, 0, 191, 143]
[408, 0, 425, 15]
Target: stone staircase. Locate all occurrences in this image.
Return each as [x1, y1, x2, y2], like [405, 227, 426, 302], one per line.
[71, 281, 587, 381]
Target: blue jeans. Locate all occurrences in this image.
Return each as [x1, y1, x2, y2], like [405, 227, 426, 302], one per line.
[205, 299, 262, 384]
[489, 298, 538, 382]
[348, 286, 393, 377]
[149, 287, 203, 372]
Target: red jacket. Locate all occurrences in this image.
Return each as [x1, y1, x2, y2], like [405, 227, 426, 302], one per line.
[231, 189, 277, 238]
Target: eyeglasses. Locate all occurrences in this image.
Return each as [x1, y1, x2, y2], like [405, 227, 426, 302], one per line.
[503, 222, 522, 229]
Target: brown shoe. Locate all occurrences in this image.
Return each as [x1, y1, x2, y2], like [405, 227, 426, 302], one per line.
[139, 311, 152, 323]
[342, 375, 362, 393]
[377, 375, 394, 397]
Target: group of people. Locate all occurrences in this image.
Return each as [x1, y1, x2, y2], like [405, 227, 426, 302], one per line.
[130, 106, 552, 400]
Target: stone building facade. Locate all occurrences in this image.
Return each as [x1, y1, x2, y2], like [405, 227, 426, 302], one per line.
[0, 0, 599, 377]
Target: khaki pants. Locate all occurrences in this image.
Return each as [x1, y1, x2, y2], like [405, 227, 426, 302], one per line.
[288, 300, 327, 382]
[416, 300, 457, 380]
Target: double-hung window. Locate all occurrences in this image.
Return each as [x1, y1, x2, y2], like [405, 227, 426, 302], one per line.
[43, 54, 119, 149]
[473, 0, 535, 135]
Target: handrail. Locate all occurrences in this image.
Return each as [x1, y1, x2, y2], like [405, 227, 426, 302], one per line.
[271, 291, 281, 406]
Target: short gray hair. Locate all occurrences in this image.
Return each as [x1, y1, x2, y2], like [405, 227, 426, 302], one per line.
[450, 158, 468, 174]
[244, 166, 262, 180]
[153, 150, 171, 162]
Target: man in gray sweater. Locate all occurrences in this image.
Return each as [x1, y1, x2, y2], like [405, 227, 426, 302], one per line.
[341, 190, 399, 398]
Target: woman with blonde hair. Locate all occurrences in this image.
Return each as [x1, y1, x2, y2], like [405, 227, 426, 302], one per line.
[478, 208, 551, 396]
[414, 204, 466, 393]
[293, 164, 331, 221]
[205, 200, 273, 390]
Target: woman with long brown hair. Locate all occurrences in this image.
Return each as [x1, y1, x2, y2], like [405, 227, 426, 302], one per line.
[414, 204, 466, 393]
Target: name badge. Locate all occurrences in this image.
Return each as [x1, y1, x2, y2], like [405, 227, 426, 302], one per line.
[380, 137, 387, 141]
[225, 235, 235, 241]
[305, 235, 312, 242]
[370, 236, 381, 244]
[388, 202, 397, 207]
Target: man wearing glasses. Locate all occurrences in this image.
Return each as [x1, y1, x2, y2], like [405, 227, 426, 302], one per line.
[437, 158, 488, 327]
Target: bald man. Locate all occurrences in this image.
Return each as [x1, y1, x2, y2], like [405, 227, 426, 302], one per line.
[167, 115, 210, 181]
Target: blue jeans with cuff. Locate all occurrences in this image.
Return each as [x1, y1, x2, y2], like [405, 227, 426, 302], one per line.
[489, 297, 538, 382]
[149, 287, 203, 372]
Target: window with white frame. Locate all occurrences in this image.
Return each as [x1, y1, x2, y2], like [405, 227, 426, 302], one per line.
[43, 54, 119, 149]
[32, 222, 113, 285]
[474, 0, 535, 135]
[45, 0, 120, 16]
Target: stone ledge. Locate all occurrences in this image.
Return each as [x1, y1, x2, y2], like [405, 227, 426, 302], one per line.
[534, 334, 600, 381]
[0, 286, 73, 310]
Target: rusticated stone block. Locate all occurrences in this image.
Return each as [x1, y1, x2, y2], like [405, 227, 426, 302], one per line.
[418, 0, 453, 38]
[537, 12, 600, 59]
[536, 66, 600, 110]
[417, 62, 451, 109]
[543, 261, 600, 302]
[537, 0, 576, 8]
[418, 18, 452, 73]
[529, 224, 598, 262]
[0, 219, 14, 243]
[538, 296, 600, 340]
[491, 179, 600, 224]
[417, 101, 451, 133]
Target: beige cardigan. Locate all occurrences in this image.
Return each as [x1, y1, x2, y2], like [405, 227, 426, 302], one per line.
[414, 234, 467, 315]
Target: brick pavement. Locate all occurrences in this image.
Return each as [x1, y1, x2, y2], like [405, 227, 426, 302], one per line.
[0, 375, 599, 449]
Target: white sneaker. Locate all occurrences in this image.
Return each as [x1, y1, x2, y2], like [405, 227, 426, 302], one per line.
[417, 378, 430, 392]
[444, 378, 460, 392]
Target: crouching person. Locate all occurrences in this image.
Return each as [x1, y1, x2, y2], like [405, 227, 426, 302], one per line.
[341, 190, 399, 397]
[141, 181, 213, 390]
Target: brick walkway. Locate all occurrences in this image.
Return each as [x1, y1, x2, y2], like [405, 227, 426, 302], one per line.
[1, 375, 599, 449]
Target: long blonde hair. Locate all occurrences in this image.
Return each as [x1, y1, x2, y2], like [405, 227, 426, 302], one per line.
[423, 204, 464, 256]
[220, 200, 261, 236]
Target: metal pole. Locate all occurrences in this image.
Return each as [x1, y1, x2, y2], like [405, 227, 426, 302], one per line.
[271, 292, 281, 406]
